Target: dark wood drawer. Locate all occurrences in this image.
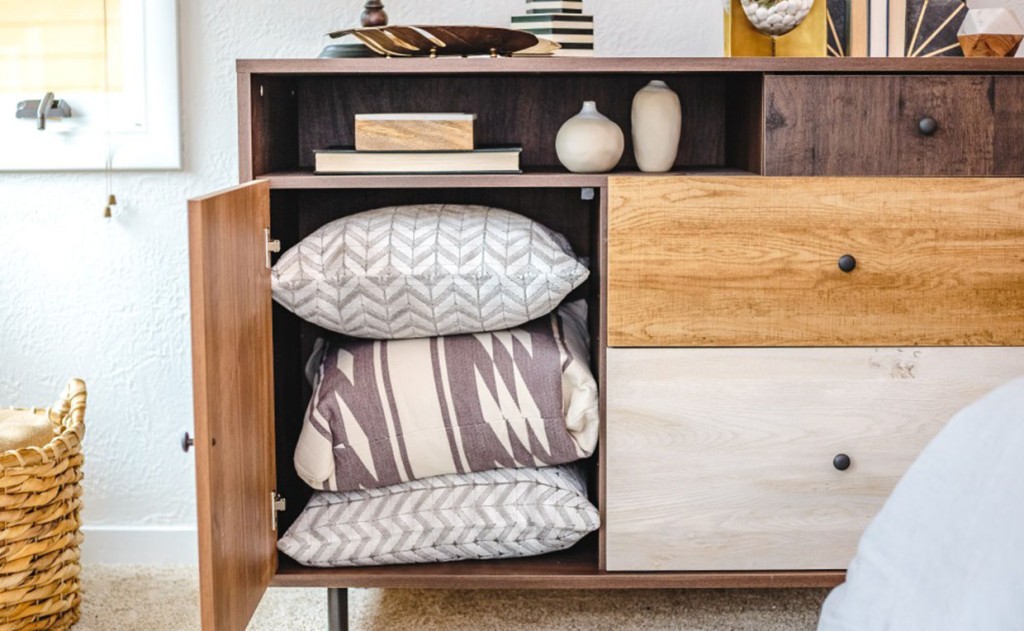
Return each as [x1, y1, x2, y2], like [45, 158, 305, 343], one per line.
[764, 75, 1024, 176]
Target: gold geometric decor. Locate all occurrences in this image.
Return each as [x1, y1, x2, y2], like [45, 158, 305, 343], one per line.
[905, 0, 968, 56]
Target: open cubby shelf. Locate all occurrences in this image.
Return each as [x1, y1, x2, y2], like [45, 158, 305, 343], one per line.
[269, 185, 603, 546]
[243, 68, 764, 179]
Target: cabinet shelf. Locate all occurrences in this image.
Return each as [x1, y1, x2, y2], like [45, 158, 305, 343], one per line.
[272, 538, 844, 589]
[260, 167, 757, 189]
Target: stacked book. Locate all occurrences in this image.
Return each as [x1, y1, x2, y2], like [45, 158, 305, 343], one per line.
[314, 113, 522, 174]
[512, 0, 595, 57]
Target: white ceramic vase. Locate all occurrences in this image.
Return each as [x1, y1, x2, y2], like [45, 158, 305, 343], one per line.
[555, 101, 625, 173]
[631, 80, 682, 173]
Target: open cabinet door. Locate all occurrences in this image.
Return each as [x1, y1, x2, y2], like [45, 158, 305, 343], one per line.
[189, 180, 276, 631]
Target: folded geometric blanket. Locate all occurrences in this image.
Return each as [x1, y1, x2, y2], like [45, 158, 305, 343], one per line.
[294, 300, 599, 491]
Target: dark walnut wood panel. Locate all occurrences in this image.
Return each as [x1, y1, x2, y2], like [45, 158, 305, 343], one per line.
[725, 74, 766, 174]
[993, 76, 1024, 175]
[896, 75, 996, 176]
[292, 74, 731, 172]
[764, 74, 1024, 176]
[246, 75, 299, 180]
[607, 176, 1024, 347]
[764, 75, 899, 175]
[238, 57, 1024, 76]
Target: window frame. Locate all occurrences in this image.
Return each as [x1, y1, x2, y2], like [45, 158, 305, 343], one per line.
[0, 0, 181, 171]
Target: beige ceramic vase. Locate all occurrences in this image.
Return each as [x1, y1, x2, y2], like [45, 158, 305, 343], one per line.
[631, 80, 682, 173]
[555, 101, 625, 173]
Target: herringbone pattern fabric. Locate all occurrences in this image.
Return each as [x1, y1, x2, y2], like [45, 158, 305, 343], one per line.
[278, 464, 599, 567]
[271, 205, 590, 339]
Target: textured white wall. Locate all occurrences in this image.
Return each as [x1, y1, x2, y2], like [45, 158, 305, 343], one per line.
[0, 0, 720, 563]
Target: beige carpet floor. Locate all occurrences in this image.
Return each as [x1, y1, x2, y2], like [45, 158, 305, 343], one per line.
[76, 565, 829, 630]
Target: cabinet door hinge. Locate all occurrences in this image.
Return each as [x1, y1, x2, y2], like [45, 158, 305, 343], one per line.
[265, 228, 281, 269]
[271, 491, 286, 531]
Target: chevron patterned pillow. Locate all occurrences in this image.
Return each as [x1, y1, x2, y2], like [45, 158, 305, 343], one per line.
[278, 464, 599, 567]
[294, 300, 599, 492]
[271, 204, 590, 339]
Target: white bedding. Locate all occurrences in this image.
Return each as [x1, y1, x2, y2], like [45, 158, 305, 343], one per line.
[819, 377, 1024, 631]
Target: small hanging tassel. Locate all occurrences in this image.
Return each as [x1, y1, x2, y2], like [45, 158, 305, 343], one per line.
[104, 193, 117, 218]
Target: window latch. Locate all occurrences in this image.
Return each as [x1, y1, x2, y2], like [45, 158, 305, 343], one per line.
[16, 92, 73, 130]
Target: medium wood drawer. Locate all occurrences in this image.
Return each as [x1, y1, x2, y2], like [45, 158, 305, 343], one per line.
[607, 175, 1024, 348]
[764, 75, 1024, 176]
[605, 347, 1024, 571]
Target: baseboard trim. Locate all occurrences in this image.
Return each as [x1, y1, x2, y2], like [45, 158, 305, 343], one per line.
[81, 526, 199, 565]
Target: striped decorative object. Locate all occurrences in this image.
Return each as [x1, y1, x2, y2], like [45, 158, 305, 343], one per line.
[294, 300, 599, 492]
[271, 204, 589, 340]
[513, 2, 594, 56]
[278, 464, 599, 567]
[527, 0, 584, 14]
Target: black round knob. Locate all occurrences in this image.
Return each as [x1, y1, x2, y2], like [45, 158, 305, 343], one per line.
[838, 254, 857, 273]
[833, 453, 851, 471]
[181, 432, 195, 453]
[918, 116, 938, 136]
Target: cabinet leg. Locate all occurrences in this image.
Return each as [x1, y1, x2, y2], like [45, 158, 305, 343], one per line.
[327, 588, 348, 631]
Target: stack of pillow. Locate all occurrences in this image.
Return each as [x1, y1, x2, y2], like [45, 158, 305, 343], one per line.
[270, 204, 601, 567]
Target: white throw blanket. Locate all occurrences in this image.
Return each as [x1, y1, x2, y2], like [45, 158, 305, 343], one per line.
[819, 377, 1024, 631]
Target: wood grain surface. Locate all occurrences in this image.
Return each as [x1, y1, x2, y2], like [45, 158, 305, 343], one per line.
[607, 176, 1024, 347]
[764, 75, 899, 176]
[765, 75, 1024, 176]
[896, 75, 997, 176]
[605, 347, 1024, 571]
[992, 76, 1024, 175]
[189, 181, 277, 631]
[355, 117, 474, 151]
[237, 57, 1024, 76]
[248, 76, 299, 179]
[274, 543, 844, 589]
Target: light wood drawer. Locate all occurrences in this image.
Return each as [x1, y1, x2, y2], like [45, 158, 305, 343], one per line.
[605, 347, 1024, 572]
[607, 176, 1024, 347]
[764, 75, 1024, 176]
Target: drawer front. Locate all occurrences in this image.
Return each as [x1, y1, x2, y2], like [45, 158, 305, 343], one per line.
[607, 176, 1024, 347]
[605, 347, 1024, 571]
[764, 75, 1024, 176]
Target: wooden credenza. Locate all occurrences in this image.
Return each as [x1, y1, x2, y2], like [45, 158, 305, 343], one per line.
[187, 57, 1024, 630]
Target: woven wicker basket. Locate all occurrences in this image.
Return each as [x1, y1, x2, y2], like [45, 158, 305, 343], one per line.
[0, 379, 86, 631]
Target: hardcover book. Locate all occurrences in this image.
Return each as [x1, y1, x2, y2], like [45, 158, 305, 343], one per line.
[314, 146, 522, 175]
